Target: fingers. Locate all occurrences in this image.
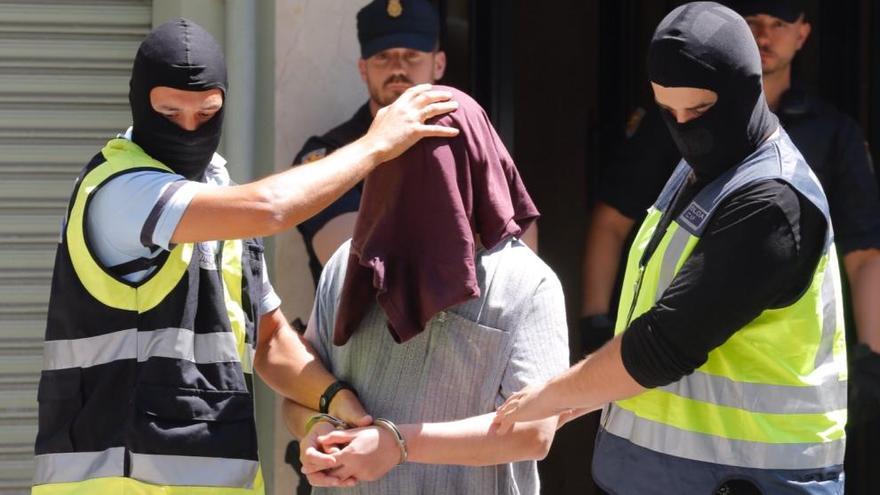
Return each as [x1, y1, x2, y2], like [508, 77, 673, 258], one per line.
[414, 89, 455, 107]
[417, 124, 460, 138]
[496, 392, 520, 416]
[327, 462, 358, 483]
[492, 396, 521, 435]
[318, 429, 357, 449]
[398, 83, 434, 101]
[352, 414, 374, 428]
[493, 413, 514, 435]
[339, 476, 360, 488]
[394, 85, 457, 122]
[301, 446, 337, 474]
[420, 100, 460, 122]
[306, 469, 356, 488]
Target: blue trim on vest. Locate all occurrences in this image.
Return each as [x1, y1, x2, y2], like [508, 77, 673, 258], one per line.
[653, 160, 691, 213]
[654, 130, 833, 248]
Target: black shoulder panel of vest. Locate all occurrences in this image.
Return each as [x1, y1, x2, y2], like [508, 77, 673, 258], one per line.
[240, 238, 264, 348]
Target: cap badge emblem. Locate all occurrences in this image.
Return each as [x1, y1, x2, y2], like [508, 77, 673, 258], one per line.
[387, 0, 403, 18]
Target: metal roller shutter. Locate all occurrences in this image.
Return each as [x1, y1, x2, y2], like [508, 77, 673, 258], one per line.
[0, 1, 151, 492]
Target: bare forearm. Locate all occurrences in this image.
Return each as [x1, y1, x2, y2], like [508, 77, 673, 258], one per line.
[257, 138, 379, 233]
[172, 85, 459, 244]
[548, 335, 644, 412]
[254, 317, 336, 410]
[581, 203, 634, 316]
[174, 138, 380, 243]
[282, 399, 320, 440]
[399, 414, 556, 466]
[845, 249, 880, 352]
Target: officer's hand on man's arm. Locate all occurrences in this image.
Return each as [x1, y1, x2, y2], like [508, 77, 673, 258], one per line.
[493, 335, 644, 434]
[171, 84, 459, 244]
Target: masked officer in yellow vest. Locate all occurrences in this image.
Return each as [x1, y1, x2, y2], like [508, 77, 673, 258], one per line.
[493, 3, 846, 493]
[32, 18, 457, 495]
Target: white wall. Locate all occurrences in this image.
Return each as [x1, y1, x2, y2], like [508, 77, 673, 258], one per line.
[272, 1, 370, 492]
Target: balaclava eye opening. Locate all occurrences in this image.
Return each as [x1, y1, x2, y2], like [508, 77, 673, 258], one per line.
[648, 1, 778, 181]
[129, 18, 227, 180]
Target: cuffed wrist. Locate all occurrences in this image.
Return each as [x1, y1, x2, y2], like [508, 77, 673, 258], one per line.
[374, 418, 408, 465]
[304, 413, 348, 435]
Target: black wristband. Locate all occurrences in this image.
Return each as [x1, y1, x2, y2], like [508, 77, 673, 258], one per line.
[579, 314, 615, 355]
[319, 380, 357, 414]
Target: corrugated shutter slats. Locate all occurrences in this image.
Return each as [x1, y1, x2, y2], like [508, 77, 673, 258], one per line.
[0, 2, 151, 492]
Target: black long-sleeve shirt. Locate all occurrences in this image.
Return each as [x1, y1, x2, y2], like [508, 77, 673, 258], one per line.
[620, 178, 827, 388]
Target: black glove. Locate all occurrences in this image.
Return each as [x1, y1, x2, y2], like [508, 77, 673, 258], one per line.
[579, 314, 615, 355]
[849, 343, 880, 426]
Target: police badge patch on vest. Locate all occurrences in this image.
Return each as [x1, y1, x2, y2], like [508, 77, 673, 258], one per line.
[681, 202, 709, 231]
[302, 147, 327, 164]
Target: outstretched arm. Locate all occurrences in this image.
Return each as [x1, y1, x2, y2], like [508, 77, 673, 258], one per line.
[172, 84, 459, 243]
[493, 335, 643, 433]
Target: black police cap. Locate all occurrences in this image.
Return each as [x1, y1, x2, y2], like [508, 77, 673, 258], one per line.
[357, 0, 440, 59]
[726, 0, 806, 23]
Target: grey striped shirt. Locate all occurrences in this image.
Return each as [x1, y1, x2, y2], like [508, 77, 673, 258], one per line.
[306, 238, 570, 495]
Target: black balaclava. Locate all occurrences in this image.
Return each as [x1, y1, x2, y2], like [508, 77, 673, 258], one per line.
[129, 18, 227, 180]
[648, 2, 778, 181]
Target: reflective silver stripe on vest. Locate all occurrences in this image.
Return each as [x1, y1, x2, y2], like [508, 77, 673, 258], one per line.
[43, 329, 137, 370]
[43, 328, 241, 370]
[660, 369, 846, 414]
[655, 226, 691, 300]
[815, 266, 838, 370]
[139, 328, 240, 365]
[242, 345, 256, 375]
[33, 447, 125, 484]
[130, 452, 258, 488]
[604, 405, 846, 470]
[653, 244, 845, 415]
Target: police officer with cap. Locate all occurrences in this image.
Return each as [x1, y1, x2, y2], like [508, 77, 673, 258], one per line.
[292, 0, 448, 287]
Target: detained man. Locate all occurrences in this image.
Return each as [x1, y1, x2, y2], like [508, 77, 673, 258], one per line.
[494, 3, 846, 494]
[283, 87, 569, 494]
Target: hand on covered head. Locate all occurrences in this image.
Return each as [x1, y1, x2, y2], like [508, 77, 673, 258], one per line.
[364, 83, 459, 164]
